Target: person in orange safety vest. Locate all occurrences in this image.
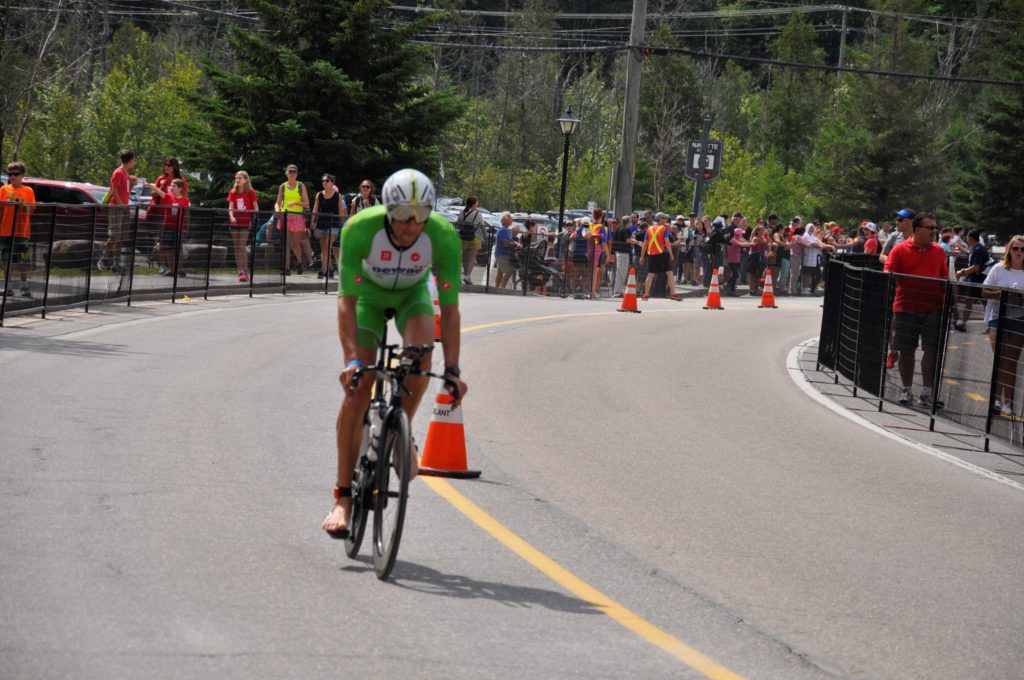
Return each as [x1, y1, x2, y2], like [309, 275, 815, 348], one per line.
[639, 212, 681, 301]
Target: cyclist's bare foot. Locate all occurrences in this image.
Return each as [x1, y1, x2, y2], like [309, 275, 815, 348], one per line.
[322, 497, 351, 537]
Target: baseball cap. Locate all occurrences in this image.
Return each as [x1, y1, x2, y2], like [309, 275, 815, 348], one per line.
[791, 216, 802, 224]
[675, 214, 686, 221]
[733, 228, 744, 236]
[581, 216, 591, 225]
[286, 164, 298, 172]
[894, 208, 915, 219]
[767, 212, 779, 220]
[712, 216, 725, 227]
[655, 212, 668, 220]
[831, 225, 844, 233]
[732, 211, 744, 218]
[864, 222, 877, 232]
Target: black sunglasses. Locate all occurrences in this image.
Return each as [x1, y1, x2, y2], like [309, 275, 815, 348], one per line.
[1011, 246, 1024, 252]
[8, 171, 22, 176]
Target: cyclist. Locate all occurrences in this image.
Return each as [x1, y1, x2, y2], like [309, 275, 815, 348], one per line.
[322, 168, 468, 538]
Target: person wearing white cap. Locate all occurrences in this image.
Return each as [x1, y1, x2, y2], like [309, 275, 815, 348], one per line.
[862, 222, 879, 255]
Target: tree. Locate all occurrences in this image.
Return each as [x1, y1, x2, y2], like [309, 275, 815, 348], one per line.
[804, 1, 945, 224]
[704, 133, 809, 220]
[19, 23, 205, 186]
[636, 24, 701, 211]
[962, 28, 1024, 239]
[758, 11, 830, 172]
[193, 0, 461, 199]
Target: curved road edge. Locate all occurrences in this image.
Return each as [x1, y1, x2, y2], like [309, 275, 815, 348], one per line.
[788, 337, 1024, 493]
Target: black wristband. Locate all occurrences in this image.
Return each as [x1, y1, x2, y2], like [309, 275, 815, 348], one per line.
[444, 366, 461, 378]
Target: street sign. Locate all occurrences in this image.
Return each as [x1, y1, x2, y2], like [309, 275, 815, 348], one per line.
[686, 139, 723, 182]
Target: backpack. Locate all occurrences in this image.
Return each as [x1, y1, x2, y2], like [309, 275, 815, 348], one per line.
[456, 208, 479, 241]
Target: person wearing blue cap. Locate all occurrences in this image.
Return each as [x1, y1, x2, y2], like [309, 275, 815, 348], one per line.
[880, 209, 915, 266]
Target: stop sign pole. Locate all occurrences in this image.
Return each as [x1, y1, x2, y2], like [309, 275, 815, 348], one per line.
[691, 114, 712, 216]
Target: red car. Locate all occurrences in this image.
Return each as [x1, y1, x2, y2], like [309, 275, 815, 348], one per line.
[18, 177, 151, 251]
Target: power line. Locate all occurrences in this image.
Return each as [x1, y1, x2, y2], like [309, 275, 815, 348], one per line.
[409, 39, 1024, 88]
[388, 3, 1024, 30]
[127, 0, 257, 24]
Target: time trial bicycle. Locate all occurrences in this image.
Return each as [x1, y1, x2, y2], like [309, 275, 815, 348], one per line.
[343, 312, 458, 581]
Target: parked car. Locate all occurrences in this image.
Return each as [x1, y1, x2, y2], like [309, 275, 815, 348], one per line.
[19, 177, 150, 256]
[512, 212, 558, 233]
[545, 209, 590, 225]
[130, 183, 152, 206]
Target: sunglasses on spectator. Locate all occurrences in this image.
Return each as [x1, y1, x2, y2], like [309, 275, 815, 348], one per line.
[1011, 246, 1024, 252]
[8, 171, 22, 176]
[322, 178, 331, 183]
[360, 185, 371, 190]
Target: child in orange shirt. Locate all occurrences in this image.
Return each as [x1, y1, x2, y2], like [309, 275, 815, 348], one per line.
[1, 161, 36, 297]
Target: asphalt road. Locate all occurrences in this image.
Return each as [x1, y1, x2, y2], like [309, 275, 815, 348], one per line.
[1, 292, 1021, 679]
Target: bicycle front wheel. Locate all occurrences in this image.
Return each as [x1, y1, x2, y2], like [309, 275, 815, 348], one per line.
[372, 408, 410, 581]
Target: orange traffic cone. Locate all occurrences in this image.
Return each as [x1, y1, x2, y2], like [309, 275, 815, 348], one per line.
[428, 275, 442, 342]
[418, 390, 481, 479]
[617, 267, 642, 313]
[758, 269, 778, 309]
[703, 268, 724, 310]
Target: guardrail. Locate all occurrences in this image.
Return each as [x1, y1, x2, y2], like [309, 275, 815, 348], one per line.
[0, 202, 654, 325]
[818, 256, 1023, 450]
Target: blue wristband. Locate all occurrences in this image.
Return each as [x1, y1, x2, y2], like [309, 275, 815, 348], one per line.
[345, 359, 364, 369]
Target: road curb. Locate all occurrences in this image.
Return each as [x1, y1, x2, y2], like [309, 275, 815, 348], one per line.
[787, 337, 1024, 493]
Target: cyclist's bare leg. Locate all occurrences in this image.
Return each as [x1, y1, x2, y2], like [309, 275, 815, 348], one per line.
[322, 345, 375, 534]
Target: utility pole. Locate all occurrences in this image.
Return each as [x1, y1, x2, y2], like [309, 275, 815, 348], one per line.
[612, 0, 647, 219]
[837, 6, 847, 88]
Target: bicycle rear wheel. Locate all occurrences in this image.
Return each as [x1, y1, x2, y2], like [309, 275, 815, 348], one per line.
[372, 408, 410, 580]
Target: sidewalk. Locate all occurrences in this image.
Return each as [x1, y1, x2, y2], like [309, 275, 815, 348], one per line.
[792, 338, 1024, 490]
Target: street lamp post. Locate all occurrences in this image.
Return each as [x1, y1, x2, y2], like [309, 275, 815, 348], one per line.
[556, 108, 581, 297]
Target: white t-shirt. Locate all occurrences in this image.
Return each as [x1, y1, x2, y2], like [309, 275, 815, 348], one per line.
[981, 263, 1024, 322]
[801, 231, 820, 267]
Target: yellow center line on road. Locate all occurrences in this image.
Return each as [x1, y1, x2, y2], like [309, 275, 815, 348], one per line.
[419, 310, 746, 679]
[423, 476, 745, 680]
[461, 308, 682, 334]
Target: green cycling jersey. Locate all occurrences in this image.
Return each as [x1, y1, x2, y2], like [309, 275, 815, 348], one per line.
[338, 204, 461, 348]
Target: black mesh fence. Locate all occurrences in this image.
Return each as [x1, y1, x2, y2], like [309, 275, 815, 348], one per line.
[820, 257, 1024, 449]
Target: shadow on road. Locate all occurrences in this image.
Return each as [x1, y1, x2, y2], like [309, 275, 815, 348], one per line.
[0, 332, 131, 358]
[342, 557, 600, 614]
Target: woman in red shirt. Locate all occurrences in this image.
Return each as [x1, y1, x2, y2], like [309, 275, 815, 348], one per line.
[227, 170, 259, 282]
[150, 157, 187, 226]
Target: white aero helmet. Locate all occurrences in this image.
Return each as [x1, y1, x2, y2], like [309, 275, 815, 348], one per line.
[382, 168, 435, 223]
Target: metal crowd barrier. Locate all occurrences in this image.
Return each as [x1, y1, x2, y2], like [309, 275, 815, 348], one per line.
[0, 203, 638, 323]
[818, 258, 1024, 450]
[0, 202, 349, 324]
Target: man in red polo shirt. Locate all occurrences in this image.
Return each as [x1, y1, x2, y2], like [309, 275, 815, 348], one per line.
[884, 212, 947, 408]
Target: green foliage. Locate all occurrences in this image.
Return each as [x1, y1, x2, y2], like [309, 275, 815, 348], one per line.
[704, 134, 810, 220]
[636, 25, 702, 210]
[8, 0, 1024, 228]
[759, 11, 830, 172]
[19, 24, 205, 186]
[193, 0, 461, 200]
[803, 4, 944, 224]
[964, 41, 1024, 239]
